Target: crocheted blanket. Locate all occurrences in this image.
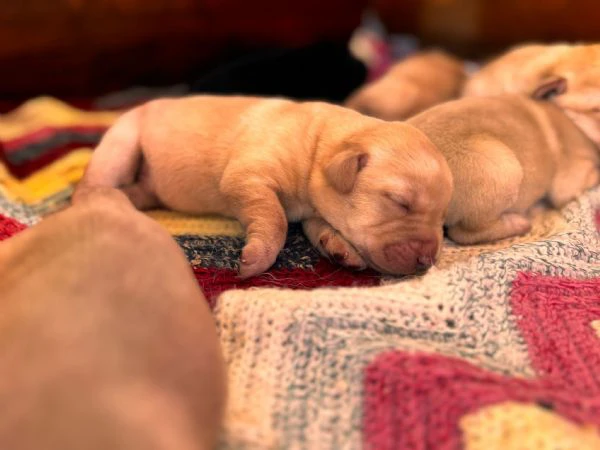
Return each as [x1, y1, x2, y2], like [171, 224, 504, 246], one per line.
[1, 97, 600, 449]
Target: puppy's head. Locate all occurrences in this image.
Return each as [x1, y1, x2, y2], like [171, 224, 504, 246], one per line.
[464, 43, 600, 146]
[310, 122, 453, 275]
[462, 43, 574, 97]
[533, 47, 600, 146]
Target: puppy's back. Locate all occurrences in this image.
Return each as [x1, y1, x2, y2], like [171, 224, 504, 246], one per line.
[408, 94, 553, 155]
[408, 95, 563, 224]
[345, 50, 466, 120]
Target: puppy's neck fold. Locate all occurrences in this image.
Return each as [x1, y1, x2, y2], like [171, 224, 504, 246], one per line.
[541, 100, 599, 157]
[273, 104, 330, 221]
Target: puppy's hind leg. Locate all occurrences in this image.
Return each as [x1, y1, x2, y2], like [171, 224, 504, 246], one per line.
[447, 138, 529, 245]
[447, 212, 531, 245]
[74, 108, 145, 204]
[302, 217, 366, 270]
[549, 158, 600, 208]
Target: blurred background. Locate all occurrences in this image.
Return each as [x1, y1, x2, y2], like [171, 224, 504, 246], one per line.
[1, 0, 600, 106]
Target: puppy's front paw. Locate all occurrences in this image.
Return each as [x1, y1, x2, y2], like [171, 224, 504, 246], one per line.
[239, 239, 277, 279]
[318, 231, 367, 270]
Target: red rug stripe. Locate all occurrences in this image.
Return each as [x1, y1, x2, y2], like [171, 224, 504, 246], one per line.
[0, 214, 27, 241]
[363, 273, 600, 450]
[363, 352, 581, 450]
[193, 258, 381, 307]
[510, 273, 600, 393]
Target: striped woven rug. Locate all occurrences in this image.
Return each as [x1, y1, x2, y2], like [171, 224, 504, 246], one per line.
[1, 97, 599, 449]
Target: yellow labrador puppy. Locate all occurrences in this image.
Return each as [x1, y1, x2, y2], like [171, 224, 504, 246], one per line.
[76, 96, 453, 276]
[345, 50, 467, 120]
[0, 188, 226, 450]
[316, 93, 599, 258]
[409, 94, 600, 243]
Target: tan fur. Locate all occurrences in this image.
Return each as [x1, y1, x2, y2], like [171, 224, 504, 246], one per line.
[0, 188, 226, 450]
[462, 43, 574, 97]
[407, 94, 600, 244]
[75, 95, 453, 276]
[345, 50, 467, 120]
[463, 43, 600, 149]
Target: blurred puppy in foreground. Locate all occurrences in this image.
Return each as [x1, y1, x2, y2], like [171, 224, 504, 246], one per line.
[0, 187, 226, 450]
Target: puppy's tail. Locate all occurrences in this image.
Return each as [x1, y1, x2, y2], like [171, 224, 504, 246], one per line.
[74, 107, 143, 201]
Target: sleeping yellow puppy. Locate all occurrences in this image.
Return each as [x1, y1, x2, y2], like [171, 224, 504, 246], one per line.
[317, 43, 600, 266]
[408, 94, 600, 244]
[75, 95, 453, 277]
[315, 93, 600, 265]
[345, 50, 467, 120]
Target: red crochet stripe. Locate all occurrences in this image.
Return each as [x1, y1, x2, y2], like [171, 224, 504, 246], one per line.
[595, 209, 600, 232]
[510, 273, 600, 393]
[0, 214, 27, 241]
[193, 258, 380, 308]
[363, 273, 600, 450]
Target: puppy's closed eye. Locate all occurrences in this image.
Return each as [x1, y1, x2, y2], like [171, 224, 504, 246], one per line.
[386, 193, 411, 215]
[532, 76, 567, 101]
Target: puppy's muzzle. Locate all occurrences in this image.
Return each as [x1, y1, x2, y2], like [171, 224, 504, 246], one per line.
[383, 238, 439, 275]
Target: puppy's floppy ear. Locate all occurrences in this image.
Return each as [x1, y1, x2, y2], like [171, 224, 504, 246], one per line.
[324, 149, 369, 194]
[532, 76, 567, 100]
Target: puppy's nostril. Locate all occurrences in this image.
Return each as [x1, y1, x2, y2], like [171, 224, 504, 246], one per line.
[418, 255, 431, 265]
[416, 255, 435, 272]
[332, 252, 348, 263]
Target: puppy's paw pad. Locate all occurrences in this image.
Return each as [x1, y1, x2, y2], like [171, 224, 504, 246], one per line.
[319, 232, 366, 270]
[239, 240, 276, 279]
[502, 213, 531, 235]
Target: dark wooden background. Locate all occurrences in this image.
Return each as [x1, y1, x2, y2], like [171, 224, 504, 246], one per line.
[376, 0, 600, 57]
[2, 0, 600, 98]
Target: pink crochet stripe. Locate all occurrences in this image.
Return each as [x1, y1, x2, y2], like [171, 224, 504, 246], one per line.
[510, 273, 600, 394]
[595, 209, 600, 232]
[363, 273, 600, 450]
[0, 214, 27, 241]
